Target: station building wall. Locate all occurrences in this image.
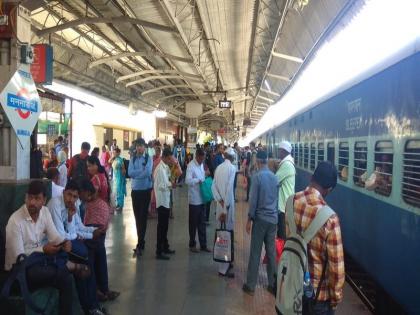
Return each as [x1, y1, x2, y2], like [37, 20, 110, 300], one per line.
[72, 100, 155, 158]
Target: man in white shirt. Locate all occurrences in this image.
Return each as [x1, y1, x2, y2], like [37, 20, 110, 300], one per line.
[212, 148, 236, 278]
[47, 179, 106, 315]
[185, 148, 210, 253]
[154, 148, 177, 260]
[46, 167, 64, 198]
[47, 180, 104, 257]
[5, 181, 74, 315]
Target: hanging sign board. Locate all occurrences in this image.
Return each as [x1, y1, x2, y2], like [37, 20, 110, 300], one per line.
[0, 65, 42, 148]
[30, 44, 53, 84]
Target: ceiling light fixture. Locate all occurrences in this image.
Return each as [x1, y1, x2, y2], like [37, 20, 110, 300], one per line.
[153, 109, 167, 118]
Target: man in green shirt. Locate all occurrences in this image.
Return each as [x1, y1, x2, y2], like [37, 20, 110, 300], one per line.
[275, 141, 295, 239]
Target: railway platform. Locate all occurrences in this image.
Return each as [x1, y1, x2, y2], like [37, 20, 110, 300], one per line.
[102, 181, 372, 315]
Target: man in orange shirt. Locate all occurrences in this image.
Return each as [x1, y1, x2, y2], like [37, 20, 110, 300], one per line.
[290, 161, 345, 314]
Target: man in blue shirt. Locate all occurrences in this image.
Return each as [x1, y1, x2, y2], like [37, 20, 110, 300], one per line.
[212, 143, 225, 170]
[243, 150, 278, 296]
[128, 138, 153, 256]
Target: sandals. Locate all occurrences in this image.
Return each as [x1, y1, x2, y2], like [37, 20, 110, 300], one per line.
[97, 290, 120, 302]
[105, 290, 120, 301]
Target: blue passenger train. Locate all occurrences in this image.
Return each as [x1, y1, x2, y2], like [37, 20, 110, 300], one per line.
[260, 51, 420, 314]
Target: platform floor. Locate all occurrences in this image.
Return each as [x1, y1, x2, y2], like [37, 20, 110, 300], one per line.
[103, 181, 371, 315]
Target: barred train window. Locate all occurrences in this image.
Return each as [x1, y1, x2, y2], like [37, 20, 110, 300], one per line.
[338, 142, 349, 181]
[292, 144, 298, 161]
[310, 143, 316, 170]
[304, 143, 309, 168]
[374, 141, 393, 196]
[327, 142, 335, 165]
[402, 140, 420, 207]
[299, 143, 303, 166]
[318, 143, 325, 163]
[353, 141, 368, 187]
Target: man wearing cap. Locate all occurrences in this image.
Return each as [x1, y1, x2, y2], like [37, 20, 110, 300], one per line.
[289, 161, 344, 313]
[211, 147, 237, 278]
[275, 141, 296, 239]
[243, 150, 278, 296]
[128, 138, 153, 256]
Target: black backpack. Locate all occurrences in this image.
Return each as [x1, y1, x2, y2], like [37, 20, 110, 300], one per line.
[123, 158, 130, 179]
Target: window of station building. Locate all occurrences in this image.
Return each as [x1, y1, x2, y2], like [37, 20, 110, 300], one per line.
[402, 140, 420, 207]
[318, 143, 325, 163]
[338, 142, 349, 181]
[123, 130, 130, 150]
[327, 142, 335, 165]
[303, 143, 309, 168]
[299, 143, 303, 166]
[374, 140, 393, 196]
[310, 143, 316, 170]
[353, 141, 368, 187]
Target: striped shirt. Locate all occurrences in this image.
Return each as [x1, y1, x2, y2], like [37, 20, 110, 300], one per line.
[292, 187, 345, 305]
[84, 197, 110, 229]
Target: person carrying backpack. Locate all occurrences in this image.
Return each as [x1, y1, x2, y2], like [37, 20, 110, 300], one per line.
[68, 142, 91, 185]
[275, 161, 345, 315]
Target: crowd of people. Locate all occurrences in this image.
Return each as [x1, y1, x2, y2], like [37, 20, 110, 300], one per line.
[6, 135, 345, 315]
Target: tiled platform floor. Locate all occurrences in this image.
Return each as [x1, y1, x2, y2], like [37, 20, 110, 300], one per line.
[103, 181, 371, 315]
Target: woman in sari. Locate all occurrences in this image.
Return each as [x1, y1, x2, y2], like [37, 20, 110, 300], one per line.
[108, 147, 126, 211]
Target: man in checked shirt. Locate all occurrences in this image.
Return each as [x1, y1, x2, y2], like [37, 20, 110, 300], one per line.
[289, 161, 345, 314]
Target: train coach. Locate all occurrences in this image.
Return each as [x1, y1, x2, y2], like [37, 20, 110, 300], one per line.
[260, 51, 420, 314]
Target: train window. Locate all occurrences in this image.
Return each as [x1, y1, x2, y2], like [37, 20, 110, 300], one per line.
[304, 143, 309, 168]
[374, 141, 393, 196]
[292, 144, 298, 161]
[338, 142, 349, 181]
[299, 143, 303, 166]
[402, 140, 420, 207]
[327, 142, 335, 165]
[310, 143, 316, 170]
[318, 143, 324, 163]
[353, 141, 368, 187]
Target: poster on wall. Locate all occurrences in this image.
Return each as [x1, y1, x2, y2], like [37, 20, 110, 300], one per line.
[0, 64, 42, 148]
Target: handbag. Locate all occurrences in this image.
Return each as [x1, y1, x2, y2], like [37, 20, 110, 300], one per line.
[200, 176, 214, 203]
[213, 221, 234, 263]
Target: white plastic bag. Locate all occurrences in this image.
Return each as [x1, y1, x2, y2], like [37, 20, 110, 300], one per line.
[213, 228, 233, 263]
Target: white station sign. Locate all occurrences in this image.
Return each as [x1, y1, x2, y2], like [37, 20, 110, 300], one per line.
[0, 65, 42, 148]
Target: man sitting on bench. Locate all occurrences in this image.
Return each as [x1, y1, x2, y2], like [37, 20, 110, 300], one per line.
[5, 180, 87, 315]
[47, 179, 106, 315]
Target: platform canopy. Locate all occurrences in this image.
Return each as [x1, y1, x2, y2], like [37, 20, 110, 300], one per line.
[30, 0, 349, 141]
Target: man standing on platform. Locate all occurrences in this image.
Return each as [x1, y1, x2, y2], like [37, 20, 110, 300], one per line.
[186, 148, 211, 253]
[128, 138, 153, 257]
[212, 144, 225, 170]
[291, 161, 344, 314]
[275, 141, 296, 240]
[243, 150, 278, 296]
[212, 148, 236, 278]
[154, 147, 177, 260]
[68, 142, 91, 186]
